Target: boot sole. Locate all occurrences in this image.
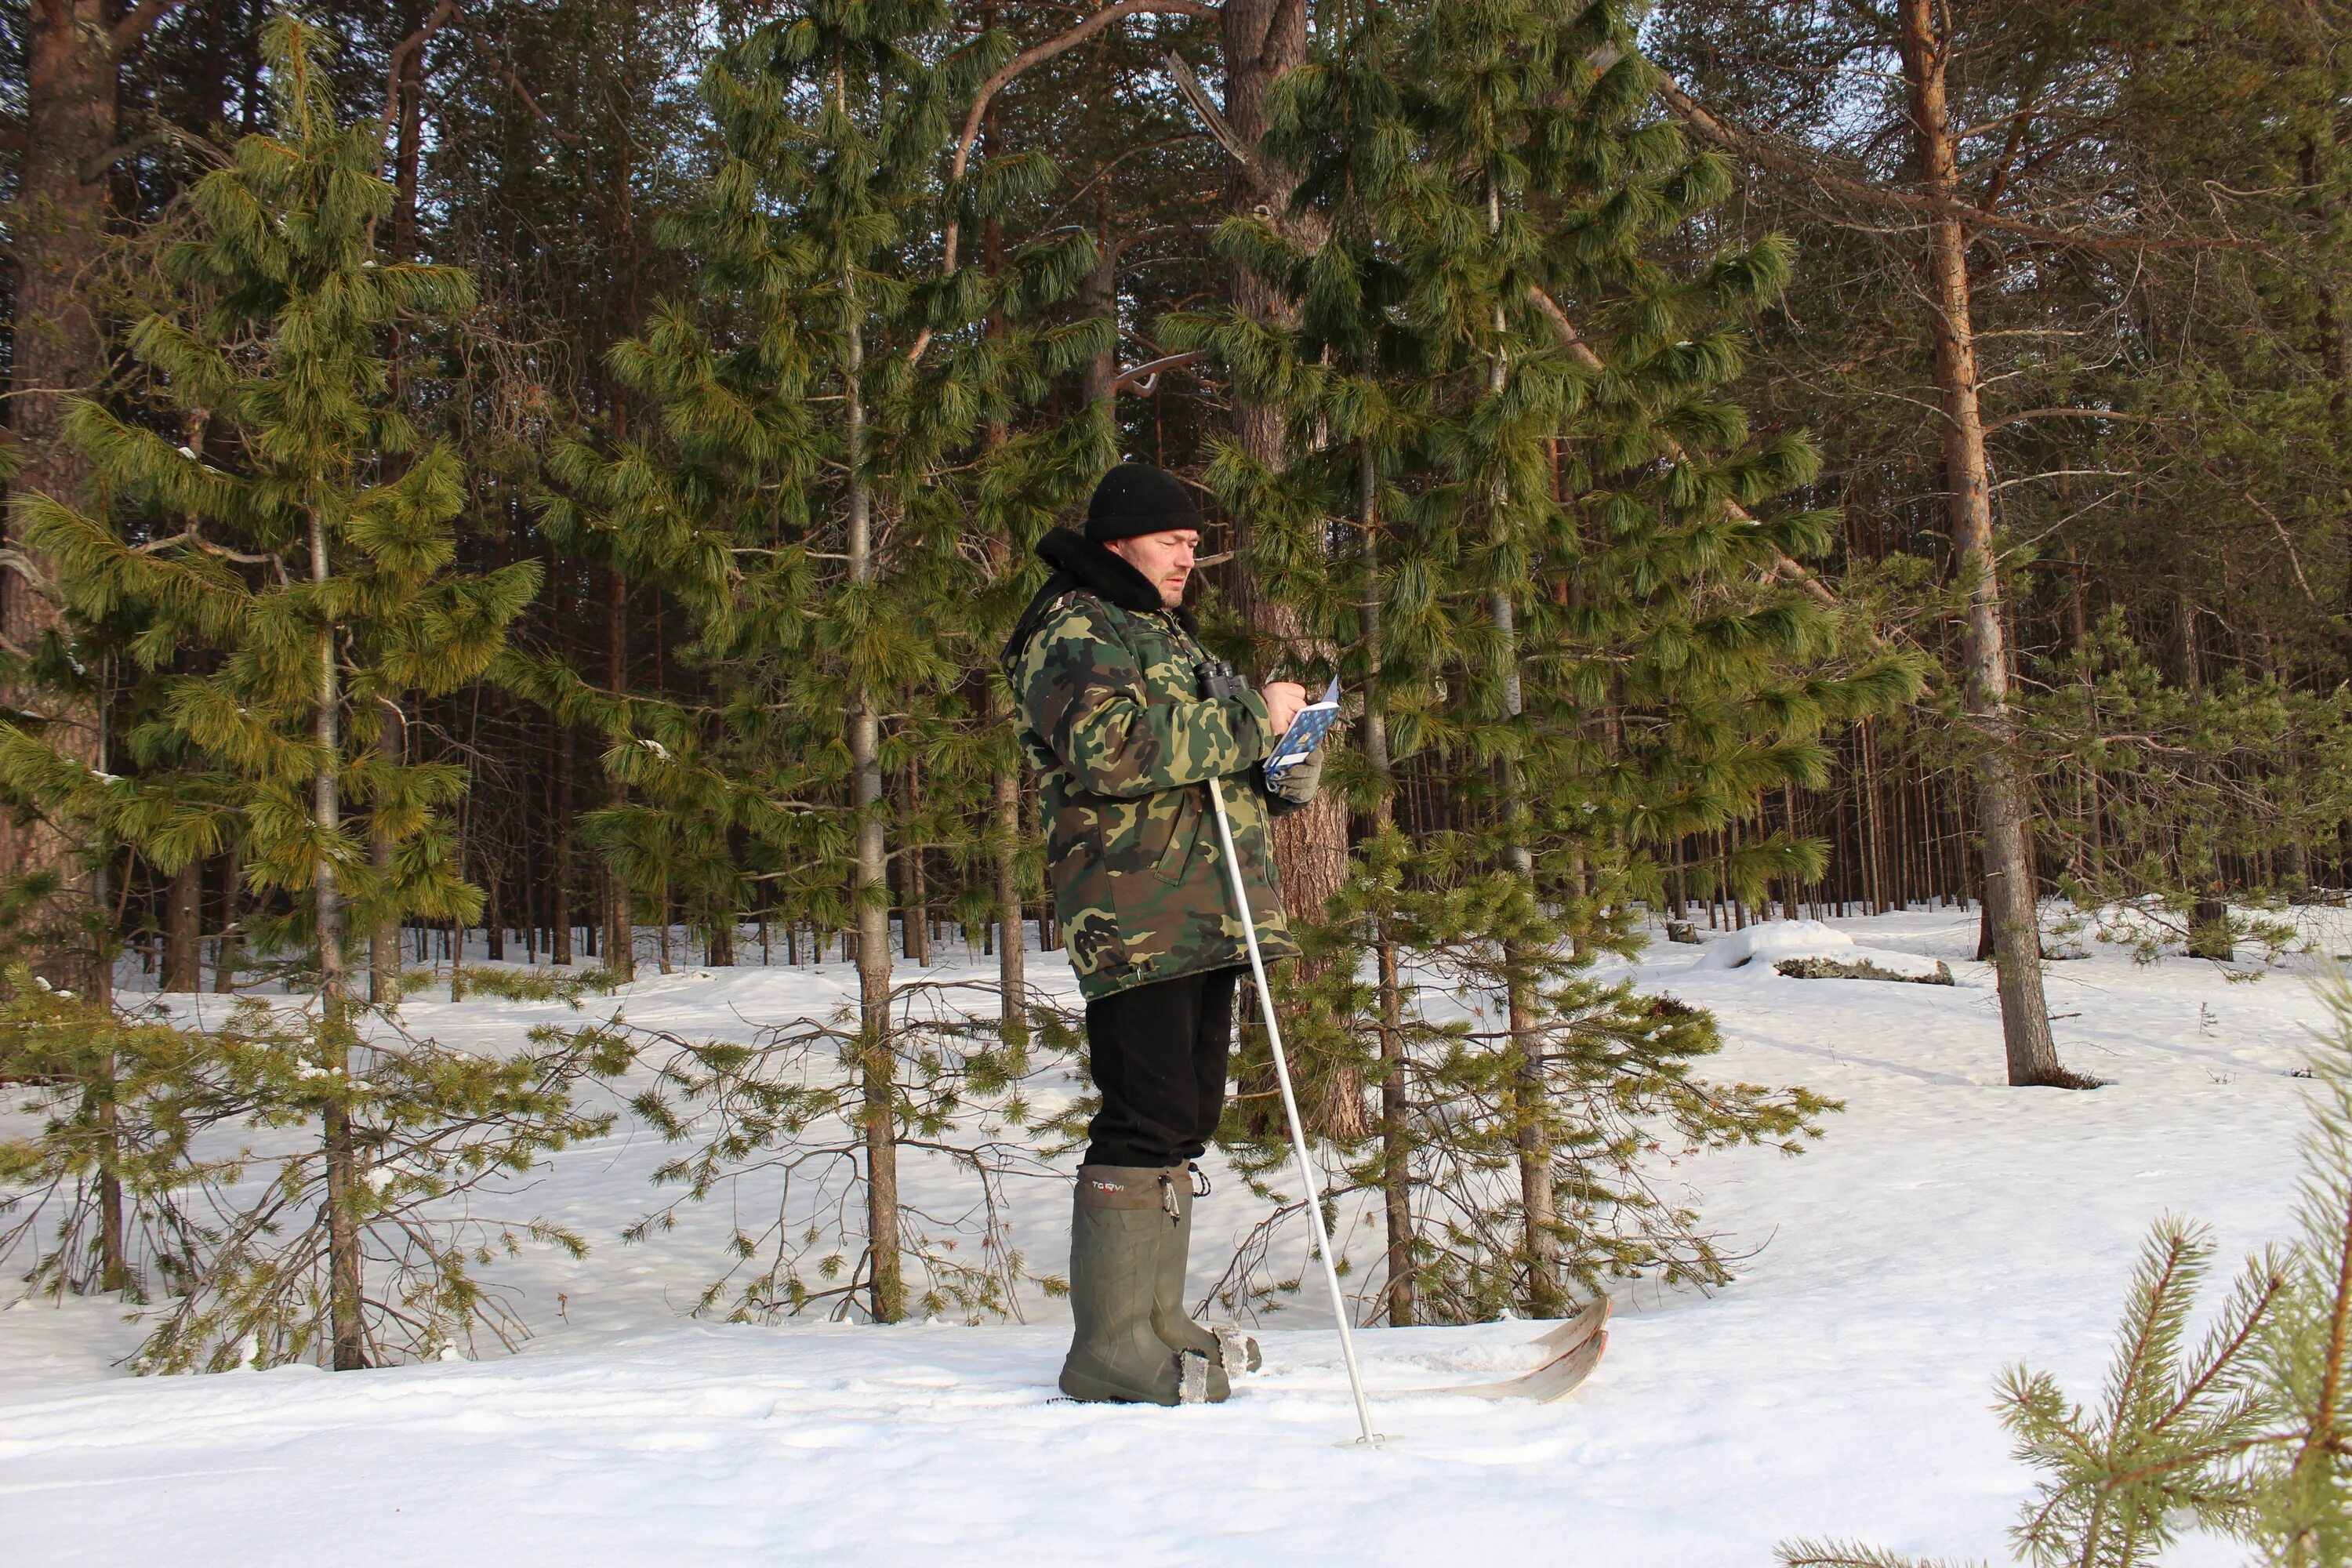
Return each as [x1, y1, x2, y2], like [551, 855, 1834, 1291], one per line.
[1059, 1364, 1180, 1406]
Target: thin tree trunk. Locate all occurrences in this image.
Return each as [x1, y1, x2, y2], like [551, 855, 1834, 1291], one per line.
[989, 687, 1029, 1048]
[310, 511, 366, 1370]
[368, 698, 402, 1004]
[975, 169, 1030, 1051]
[162, 861, 201, 992]
[1359, 451, 1415, 1327]
[215, 844, 242, 993]
[95, 1077, 125, 1292]
[1492, 588, 1559, 1312]
[844, 287, 902, 1324]
[1078, 170, 1118, 405]
[902, 759, 928, 967]
[554, 723, 575, 964]
[1898, 0, 2068, 1087]
[372, 8, 428, 1004]
[601, 566, 633, 980]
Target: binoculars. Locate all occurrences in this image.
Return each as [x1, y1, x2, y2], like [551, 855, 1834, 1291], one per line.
[1197, 657, 1249, 702]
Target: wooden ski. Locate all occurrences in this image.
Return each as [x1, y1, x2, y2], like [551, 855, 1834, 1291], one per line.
[1410, 1297, 1613, 1402]
[1416, 1330, 1606, 1403]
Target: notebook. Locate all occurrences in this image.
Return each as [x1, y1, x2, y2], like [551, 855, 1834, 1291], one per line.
[1264, 676, 1342, 789]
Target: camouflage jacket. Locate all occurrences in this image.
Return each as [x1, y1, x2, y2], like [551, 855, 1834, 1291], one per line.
[1004, 528, 1299, 1000]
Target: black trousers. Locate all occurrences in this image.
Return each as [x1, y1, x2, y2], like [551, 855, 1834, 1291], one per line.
[1082, 966, 1242, 1169]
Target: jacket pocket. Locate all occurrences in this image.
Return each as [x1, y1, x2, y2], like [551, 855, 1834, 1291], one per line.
[1150, 786, 1202, 886]
[1050, 813, 1128, 976]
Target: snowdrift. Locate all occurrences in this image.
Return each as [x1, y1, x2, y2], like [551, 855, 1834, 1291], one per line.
[1691, 916, 1955, 982]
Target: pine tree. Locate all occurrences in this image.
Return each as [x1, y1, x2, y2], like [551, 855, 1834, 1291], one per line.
[1170, 0, 1911, 1321]
[531, 0, 1108, 1323]
[0, 15, 604, 1370]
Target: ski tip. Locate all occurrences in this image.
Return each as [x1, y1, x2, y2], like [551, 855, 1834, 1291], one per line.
[1526, 1294, 1613, 1353]
[1504, 1330, 1606, 1404]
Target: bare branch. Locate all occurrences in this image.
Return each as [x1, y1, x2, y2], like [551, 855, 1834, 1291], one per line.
[448, 10, 584, 147]
[911, 0, 1214, 366]
[1987, 467, 2129, 492]
[1982, 405, 2160, 433]
[383, 0, 462, 143]
[1653, 74, 2252, 256]
[953, 2, 1215, 190]
[77, 123, 225, 183]
[1109, 349, 1202, 395]
[1164, 51, 1257, 172]
[0, 549, 61, 607]
[111, 0, 187, 55]
[2235, 485, 2325, 609]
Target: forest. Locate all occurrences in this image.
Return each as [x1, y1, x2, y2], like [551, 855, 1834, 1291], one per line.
[8, 1, 2352, 1559]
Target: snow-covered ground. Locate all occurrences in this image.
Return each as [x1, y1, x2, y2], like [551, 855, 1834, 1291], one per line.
[1, 907, 2332, 1566]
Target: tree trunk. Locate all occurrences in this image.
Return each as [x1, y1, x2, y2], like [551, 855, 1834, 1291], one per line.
[1221, 0, 1346, 919]
[1078, 183, 1119, 406]
[1897, 0, 2070, 1088]
[553, 724, 574, 964]
[844, 298, 902, 1324]
[5, 1, 127, 999]
[1219, 0, 1359, 1135]
[990, 688, 1029, 1050]
[902, 760, 928, 967]
[161, 860, 201, 992]
[601, 566, 633, 980]
[1359, 453, 1414, 1326]
[371, 5, 430, 1004]
[978, 157, 1030, 1054]
[368, 698, 402, 1004]
[310, 512, 367, 1370]
[95, 1078, 125, 1292]
[215, 844, 241, 993]
[1492, 589, 1560, 1312]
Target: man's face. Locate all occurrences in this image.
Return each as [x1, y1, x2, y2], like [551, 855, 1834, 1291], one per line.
[1106, 528, 1200, 610]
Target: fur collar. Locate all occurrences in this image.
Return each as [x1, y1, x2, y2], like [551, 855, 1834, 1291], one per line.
[1035, 527, 1169, 615]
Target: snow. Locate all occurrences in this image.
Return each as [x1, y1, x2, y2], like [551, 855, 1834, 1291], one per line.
[0, 907, 2332, 1566]
[1696, 914, 1951, 979]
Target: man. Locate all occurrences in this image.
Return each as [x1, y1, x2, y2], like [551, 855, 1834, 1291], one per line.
[1002, 462, 1323, 1406]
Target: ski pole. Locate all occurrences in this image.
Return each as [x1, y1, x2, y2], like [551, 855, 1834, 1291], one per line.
[1205, 773, 1381, 1446]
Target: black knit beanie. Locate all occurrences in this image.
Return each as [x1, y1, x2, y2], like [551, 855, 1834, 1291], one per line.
[1084, 463, 1203, 543]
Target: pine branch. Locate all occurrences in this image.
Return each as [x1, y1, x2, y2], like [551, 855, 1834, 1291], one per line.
[1774, 1538, 1976, 1568]
[1523, 284, 1842, 617]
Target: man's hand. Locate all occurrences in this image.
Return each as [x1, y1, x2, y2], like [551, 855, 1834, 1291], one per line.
[1258, 681, 1308, 739]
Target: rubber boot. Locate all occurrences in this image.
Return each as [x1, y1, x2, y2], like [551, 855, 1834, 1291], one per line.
[1151, 1164, 1260, 1396]
[1059, 1164, 1209, 1405]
